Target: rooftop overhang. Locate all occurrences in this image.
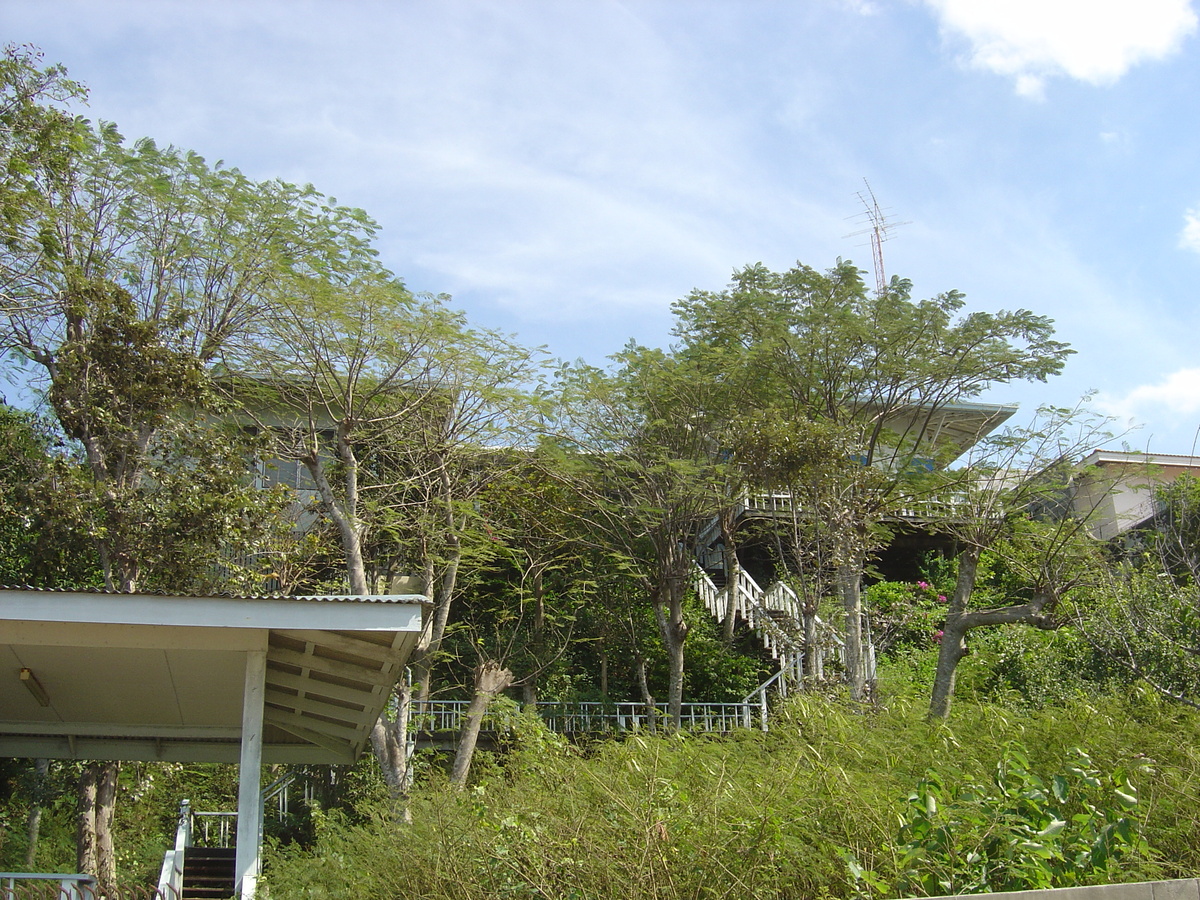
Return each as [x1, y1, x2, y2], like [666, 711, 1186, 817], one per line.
[0, 590, 425, 764]
[879, 400, 1018, 462]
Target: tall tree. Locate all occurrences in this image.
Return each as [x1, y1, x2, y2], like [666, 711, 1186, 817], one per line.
[0, 114, 380, 590]
[552, 345, 729, 726]
[0, 403, 98, 587]
[672, 260, 1073, 699]
[0, 53, 378, 884]
[230, 274, 545, 791]
[0, 44, 87, 246]
[924, 403, 1113, 719]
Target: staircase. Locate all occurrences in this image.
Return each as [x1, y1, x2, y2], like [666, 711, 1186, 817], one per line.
[692, 562, 845, 681]
[181, 846, 236, 899]
[159, 777, 294, 900]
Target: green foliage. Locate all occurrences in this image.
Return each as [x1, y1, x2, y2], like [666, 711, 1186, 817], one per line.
[0, 403, 100, 586]
[1080, 563, 1200, 707]
[866, 579, 949, 656]
[952, 625, 1133, 710]
[851, 743, 1153, 897]
[0, 43, 88, 246]
[263, 687, 1199, 900]
[1151, 473, 1200, 575]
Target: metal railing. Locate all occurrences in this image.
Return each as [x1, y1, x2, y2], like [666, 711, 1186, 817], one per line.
[156, 800, 189, 900]
[408, 699, 759, 734]
[742, 491, 980, 520]
[0, 875, 100, 900]
[156, 774, 296, 899]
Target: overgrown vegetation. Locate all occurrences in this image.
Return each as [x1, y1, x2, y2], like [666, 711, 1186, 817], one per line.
[255, 683, 1197, 900]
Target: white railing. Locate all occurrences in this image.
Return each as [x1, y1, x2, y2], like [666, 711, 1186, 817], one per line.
[742, 492, 795, 514]
[156, 775, 296, 899]
[692, 560, 848, 676]
[156, 799, 189, 899]
[409, 699, 757, 733]
[693, 562, 807, 664]
[0, 874, 100, 899]
[742, 667, 799, 732]
[743, 491, 983, 521]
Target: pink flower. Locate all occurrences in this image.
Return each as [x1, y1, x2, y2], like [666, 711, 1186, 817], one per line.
[938, 594, 947, 603]
[917, 581, 930, 590]
[934, 630, 944, 642]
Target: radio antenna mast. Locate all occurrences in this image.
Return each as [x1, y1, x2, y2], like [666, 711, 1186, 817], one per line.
[844, 179, 909, 295]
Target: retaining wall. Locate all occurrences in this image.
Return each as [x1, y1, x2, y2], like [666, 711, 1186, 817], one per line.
[925, 880, 1200, 900]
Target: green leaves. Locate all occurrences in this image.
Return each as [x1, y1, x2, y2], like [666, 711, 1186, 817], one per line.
[850, 743, 1153, 897]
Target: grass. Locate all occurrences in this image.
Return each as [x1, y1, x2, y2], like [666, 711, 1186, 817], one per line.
[262, 684, 1200, 899]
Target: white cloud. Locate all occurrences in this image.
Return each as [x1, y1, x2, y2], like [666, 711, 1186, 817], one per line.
[923, 0, 1197, 94]
[1180, 209, 1200, 252]
[1096, 368, 1200, 425]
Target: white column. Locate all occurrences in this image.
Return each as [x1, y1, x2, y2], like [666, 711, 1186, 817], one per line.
[235, 649, 267, 900]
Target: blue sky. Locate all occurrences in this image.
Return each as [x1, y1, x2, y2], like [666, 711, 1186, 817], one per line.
[7, 0, 1200, 451]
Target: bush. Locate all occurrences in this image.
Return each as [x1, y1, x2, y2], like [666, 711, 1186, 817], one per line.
[263, 687, 1200, 900]
[850, 743, 1156, 897]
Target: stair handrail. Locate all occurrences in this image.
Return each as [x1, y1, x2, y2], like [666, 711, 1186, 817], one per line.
[261, 772, 296, 818]
[693, 563, 804, 661]
[156, 775, 297, 898]
[157, 798, 190, 899]
[739, 664, 806, 732]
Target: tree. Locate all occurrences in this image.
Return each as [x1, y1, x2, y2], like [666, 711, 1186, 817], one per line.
[0, 403, 98, 587]
[0, 115, 380, 590]
[464, 452, 600, 708]
[0, 44, 87, 245]
[925, 402, 1113, 719]
[736, 414, 889, 682]
[0, 56, 380, 884]
[672, 260, 1074, 699]
[551, 345, 730, 726]
[229, 273, 545, 792]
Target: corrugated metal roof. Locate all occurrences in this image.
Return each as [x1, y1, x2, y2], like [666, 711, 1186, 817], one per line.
[0, 586, 429, 603]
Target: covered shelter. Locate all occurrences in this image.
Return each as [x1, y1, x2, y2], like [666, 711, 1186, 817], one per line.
[0, 588, 425, 898]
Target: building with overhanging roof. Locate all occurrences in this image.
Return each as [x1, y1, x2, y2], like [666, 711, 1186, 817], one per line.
[0, 587, 425, 898]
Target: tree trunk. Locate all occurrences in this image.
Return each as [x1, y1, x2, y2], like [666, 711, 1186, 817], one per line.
[633, 653, 656, 729]
[76, 765, 97, 878]
[95, 762, 118, 892]
[24, 758, 49, 869]
[802, 608, 823, 681]
[653, 578, 688, 729]
[838, 560, 868, 700]
[522, 567, 546, 709]
[719, 509, 741, 645]
[303, 451, 368, 595]
[414, 475, 463, 706]
[450, 661, 513, 788]
[370, 677, 414, 799]
[414, 540, 462, 704]
[929, 547, 979, 720]
[928, 547, 1060, 720]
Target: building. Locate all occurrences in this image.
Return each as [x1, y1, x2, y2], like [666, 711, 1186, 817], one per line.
[1072, 450, 1200, 542]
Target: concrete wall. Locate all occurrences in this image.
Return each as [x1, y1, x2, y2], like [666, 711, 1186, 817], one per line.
[925, 879, 1200, 900]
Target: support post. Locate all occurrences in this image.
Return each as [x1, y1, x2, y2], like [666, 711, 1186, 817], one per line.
[235, 649, 267, 900]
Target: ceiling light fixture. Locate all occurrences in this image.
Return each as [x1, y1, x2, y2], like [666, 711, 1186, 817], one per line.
[20, 668, 50, 707]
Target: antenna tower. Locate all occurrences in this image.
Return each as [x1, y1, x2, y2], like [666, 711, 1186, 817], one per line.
[845, 179, 909, 295]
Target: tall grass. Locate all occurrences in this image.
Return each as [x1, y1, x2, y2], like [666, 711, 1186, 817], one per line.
[264, 688, 1200, 899]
